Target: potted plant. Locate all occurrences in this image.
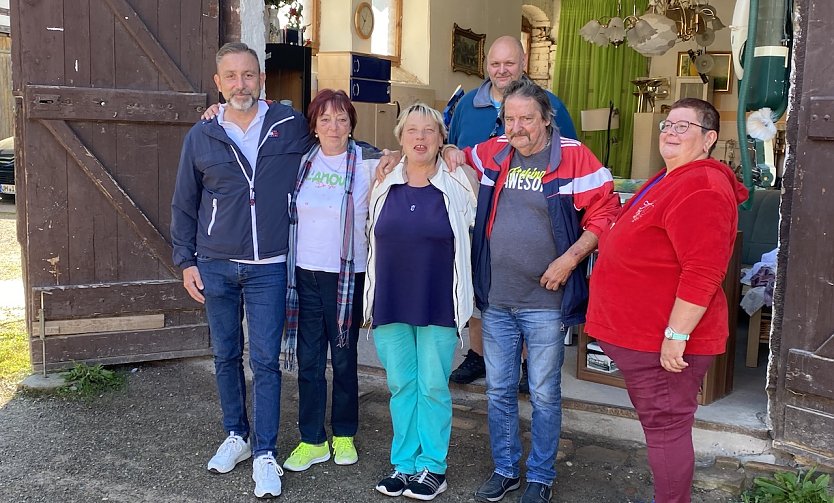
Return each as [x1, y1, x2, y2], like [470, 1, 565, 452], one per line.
[265, 0, 304, 44]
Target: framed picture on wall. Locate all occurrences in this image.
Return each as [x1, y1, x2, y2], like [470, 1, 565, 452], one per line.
[677, 52, 733, 93]
[451, 23, 485, 78]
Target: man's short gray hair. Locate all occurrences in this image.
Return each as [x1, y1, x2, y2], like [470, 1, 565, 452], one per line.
[500, 76, 555, 136]
[215, 42, 260, 70]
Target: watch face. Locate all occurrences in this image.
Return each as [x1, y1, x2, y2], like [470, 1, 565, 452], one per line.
[355, 2, 374, 39]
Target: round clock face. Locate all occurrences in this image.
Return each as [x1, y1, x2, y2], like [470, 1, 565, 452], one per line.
[354, 2, 374, 39]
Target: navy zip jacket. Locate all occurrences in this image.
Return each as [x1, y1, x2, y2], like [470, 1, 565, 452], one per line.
[171, 102, 313, 269]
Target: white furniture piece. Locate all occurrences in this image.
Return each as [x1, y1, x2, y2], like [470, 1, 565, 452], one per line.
[631, 112, 666, 179]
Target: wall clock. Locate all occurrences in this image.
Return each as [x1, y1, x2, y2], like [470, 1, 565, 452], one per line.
[354, 2, 374, 40]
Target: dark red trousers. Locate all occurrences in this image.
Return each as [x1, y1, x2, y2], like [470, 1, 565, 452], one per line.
[599, 341, 715, 503]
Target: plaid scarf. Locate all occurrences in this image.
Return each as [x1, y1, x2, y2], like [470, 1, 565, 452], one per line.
[283, 140, 358, 370]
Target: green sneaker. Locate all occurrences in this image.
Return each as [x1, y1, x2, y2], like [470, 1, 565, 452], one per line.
[332, 436, 358, 465]
[282, 441, 330, 472]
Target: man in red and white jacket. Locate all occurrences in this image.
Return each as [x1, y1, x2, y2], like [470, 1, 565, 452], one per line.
[462, 77, 619, 503]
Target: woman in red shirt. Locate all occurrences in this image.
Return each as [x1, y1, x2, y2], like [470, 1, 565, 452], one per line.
[585, 98, 748, 503]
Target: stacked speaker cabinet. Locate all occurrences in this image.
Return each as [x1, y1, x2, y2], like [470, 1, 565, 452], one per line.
[317, 52, 398, 151]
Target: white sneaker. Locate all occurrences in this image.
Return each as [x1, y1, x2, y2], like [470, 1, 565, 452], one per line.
[207, 432, 251, 474]
[252, 453, 283, 499]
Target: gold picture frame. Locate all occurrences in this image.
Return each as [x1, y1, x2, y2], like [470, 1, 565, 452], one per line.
[451, 24, 485, 78]
[677, 52, 733, 93]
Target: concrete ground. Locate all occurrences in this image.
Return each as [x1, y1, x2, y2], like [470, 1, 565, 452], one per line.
[0, 195, 788, 501]
[0, 354, 758, 503]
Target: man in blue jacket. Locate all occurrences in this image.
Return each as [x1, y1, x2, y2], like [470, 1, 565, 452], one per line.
[447, 36, 577, 387]
[171, 42, 313, 499]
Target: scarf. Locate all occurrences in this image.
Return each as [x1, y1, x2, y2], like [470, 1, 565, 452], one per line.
[283, 140, 358, 370]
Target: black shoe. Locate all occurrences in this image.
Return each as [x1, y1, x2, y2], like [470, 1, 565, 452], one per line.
[520, 482, 552, 503]
[375, 469, 413, 497]
[449, 349, 486, 384]
[474, 472, 521, 502]
[403, 469, 447, 501]
[518, 359, 529, 395]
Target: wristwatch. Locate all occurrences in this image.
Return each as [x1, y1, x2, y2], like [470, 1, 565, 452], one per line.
[664, 326, 690, 341]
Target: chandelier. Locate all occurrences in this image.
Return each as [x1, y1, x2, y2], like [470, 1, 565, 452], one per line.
[579, 0, 726, 56]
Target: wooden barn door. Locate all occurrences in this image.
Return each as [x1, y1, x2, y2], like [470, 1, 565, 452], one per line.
[11, 0, 220, 370]
[770, 0, 834, 466]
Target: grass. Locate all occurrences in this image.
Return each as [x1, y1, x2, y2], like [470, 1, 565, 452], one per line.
[0, 307, 28, 402]
[0, 213, 22, 281]
[0, 208, 28, 403]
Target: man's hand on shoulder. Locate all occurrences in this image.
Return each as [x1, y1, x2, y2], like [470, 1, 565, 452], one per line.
[182, 266, 205, 304]
[375, 150, 403, 183]
[441, 145, 466, 171]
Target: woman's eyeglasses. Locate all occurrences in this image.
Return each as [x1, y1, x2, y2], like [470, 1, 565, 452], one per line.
[658, 119, 714, 134]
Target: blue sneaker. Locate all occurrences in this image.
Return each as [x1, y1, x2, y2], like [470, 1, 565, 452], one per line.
[474, 472, 521, 502]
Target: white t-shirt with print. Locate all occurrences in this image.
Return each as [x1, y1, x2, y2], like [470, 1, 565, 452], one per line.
[296, 147, 371, 273]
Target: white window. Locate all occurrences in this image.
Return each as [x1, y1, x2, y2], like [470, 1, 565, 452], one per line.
[371, 0, 401, 61]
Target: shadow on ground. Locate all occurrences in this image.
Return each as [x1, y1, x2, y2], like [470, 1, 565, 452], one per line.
[0, 357, 738, 502]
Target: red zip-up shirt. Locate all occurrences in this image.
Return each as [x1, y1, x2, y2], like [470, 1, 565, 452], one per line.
[585, 158, 748, 355]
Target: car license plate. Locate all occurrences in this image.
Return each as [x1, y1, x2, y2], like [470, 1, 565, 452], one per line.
[0, 184, 15, 195]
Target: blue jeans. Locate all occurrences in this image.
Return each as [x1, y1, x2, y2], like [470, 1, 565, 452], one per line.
[374, 323, 458, 474]
[482, 306, 565, 486]
[296, 268, 364, 443]
[197, 257, 287, 457]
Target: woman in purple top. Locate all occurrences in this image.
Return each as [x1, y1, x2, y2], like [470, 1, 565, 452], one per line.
[364, 103, 476, 501]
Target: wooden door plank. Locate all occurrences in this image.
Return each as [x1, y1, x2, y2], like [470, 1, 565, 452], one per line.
[33, 280, 202, 319]
[40, 119, 177, 277]
[781, 406, 834, 459]
[31, 314, 166, 337]
[63, 0, 96, 286]
[102, 0, 195, 92]
[88, 6, 120, 282]
[15, 0, 64, 87]
[180, 0, 203, 91]
[201, 0, 221, 95]
[113, 2, 164, 281]
[25, 85, 207, 123]
[784, 347, 834, 397]
[30, 325, 210, 368]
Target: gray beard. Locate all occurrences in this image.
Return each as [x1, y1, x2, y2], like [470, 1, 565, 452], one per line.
[228, 94, 256, 112]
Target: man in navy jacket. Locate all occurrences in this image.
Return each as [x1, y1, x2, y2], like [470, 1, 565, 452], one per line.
[171, 42, 313, 499]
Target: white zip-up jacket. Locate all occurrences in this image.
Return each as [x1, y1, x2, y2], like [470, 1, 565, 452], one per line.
[363, 158, 476, 333]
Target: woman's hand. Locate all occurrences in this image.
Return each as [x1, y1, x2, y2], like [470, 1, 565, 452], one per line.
[202, 103, 221, 121]
[660, 339, 689, 372]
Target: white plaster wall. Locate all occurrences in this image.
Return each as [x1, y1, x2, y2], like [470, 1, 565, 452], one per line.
[426, 0, 523, 106]
[240, 0, 268, 98]
[318, 2, 353, 53]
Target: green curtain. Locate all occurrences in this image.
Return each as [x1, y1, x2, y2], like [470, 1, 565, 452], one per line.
[553, 0, 650, 178]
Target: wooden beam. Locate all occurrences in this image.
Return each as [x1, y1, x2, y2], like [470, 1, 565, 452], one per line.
[25, 85, 206, 123]
[40, 120, 179, 277]
[102, 0, 196, 92]
[29, 325, 210, 368]
[31, 280, 202, 319]
[31, 314, 165, 337]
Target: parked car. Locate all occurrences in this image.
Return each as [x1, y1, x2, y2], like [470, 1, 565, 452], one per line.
[0, 136, 14, 199]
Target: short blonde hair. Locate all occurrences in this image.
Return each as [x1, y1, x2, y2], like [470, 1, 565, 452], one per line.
[393, 102, 448, 143]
